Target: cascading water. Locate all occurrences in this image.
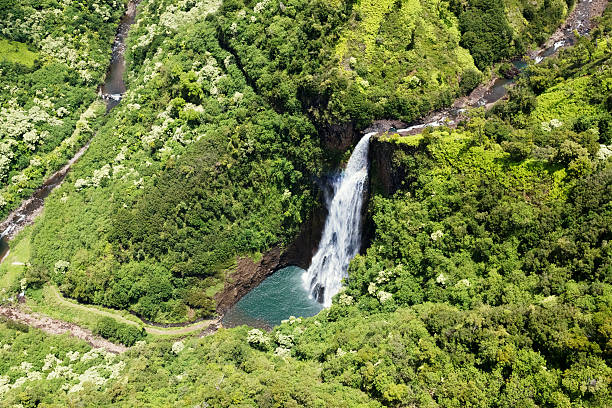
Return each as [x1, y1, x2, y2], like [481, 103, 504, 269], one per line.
[303, 133, 375, 307]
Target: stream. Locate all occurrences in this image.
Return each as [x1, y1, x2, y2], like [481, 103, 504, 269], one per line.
[99, 0, 140, 110]
[0, 0, 139, 261]
[395, 0, 606, 136]
[223, 0, 607, 328]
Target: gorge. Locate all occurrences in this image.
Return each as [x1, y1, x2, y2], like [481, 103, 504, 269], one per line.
[222, 0, 609, 327]
[0, 0, 610, 405]
[0, 0, 140, 262]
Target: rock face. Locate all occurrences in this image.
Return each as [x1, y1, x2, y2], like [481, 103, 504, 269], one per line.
[320, 121, 358, 151]
[214, 203, 326, 314]
[368, 136, 420, 196]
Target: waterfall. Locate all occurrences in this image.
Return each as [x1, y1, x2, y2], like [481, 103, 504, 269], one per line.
[302, 132, 374, 307]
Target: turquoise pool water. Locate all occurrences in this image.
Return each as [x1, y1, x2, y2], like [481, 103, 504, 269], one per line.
[222, 266, 324, 329]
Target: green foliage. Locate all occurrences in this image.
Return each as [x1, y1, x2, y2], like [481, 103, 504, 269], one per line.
[93, 317, 145, 347]
[2, 1, 609, 407]
[0, 38, 38, 67]
[30, 0, 324, 322]
[459, 68, 484, 94]
[0, 317, 29, 333]
[0, 321, 127, 405]
[0, 0, 123, 218]
[458, 0, 515, 69]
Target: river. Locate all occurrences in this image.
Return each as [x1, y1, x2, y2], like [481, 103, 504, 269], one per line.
[0, 0, 140, 261]
[223, 0, 608, 328]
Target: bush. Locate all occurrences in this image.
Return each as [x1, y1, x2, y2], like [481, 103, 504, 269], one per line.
[553, 140, 588, 166]
[1, 317, 30, 332]
[502, 141, 531, 160]
[93, 317, 145, 346]
[497, 62, 517, 79]
[460, 69, 484, 94]
[24, 264, 48, 289]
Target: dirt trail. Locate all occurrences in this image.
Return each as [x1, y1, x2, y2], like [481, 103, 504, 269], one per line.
[48, 286, 215, 335]
[0, 306, 126, 353]
[0, 288, 216, 353]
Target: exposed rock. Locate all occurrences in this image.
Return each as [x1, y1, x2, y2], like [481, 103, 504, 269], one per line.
[215, 202, 326, 314]
[319, 121, 359, 151]
[363, 119, 408, 135]
[368, 136, 420, 196]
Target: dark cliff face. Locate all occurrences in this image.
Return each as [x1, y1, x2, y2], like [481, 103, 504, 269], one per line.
[362, 136, 421, 247]
[368, 136, 420, 196]
[320, 121, 358, 151]
[215, 196, 327, 314]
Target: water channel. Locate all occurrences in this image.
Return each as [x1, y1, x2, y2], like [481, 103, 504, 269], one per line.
[0, 0, 140, 261]
[222, 0, 605, 328]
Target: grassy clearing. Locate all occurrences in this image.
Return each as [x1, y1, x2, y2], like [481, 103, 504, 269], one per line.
[380, 133, 424, 146]
[0, 227, 32, 294]
[0, 38, 38, 67]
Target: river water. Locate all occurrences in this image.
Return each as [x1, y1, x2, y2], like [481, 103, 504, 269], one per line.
[0, 0, 139, 261]
[99, 0, 140, 110]
[222, 266, 324, 329]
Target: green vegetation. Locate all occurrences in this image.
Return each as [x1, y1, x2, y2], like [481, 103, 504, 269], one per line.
[0, 321, 127, 406]
[0, 0, 610, 406]
[22, 285, 212, 338]
[0, 38, 38, 67]
[453, 0, 570, 69]
[23, 0, 573, 325]
[0, 0, 124, 218]
[0, 227, 31, 296]
[93, 317, 145, 346]
[29, 0, 324, 323]
[23, 285, 141, 334]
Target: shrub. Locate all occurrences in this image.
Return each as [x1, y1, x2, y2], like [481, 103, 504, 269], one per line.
[553, 140, 589, 166]
[1, 317, 30, 332]
[502, 141, 531, 160]
[93, 317, 145, 346]
[459, 69, 483, 94]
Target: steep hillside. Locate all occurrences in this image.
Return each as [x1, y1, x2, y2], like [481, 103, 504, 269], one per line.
[0, 3, 609, 405]
[0, 0, 123, 217]
[20, 0, 573, 324]
[28, 0, 324, 323]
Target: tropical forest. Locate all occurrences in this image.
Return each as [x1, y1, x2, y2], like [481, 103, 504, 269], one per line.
[0, 0, 610, 406]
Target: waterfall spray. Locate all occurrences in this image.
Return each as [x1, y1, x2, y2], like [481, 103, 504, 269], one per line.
[303, 133, 375, 307]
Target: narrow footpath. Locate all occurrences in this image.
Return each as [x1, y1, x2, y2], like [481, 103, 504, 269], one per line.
[0, 306, 126, 354]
